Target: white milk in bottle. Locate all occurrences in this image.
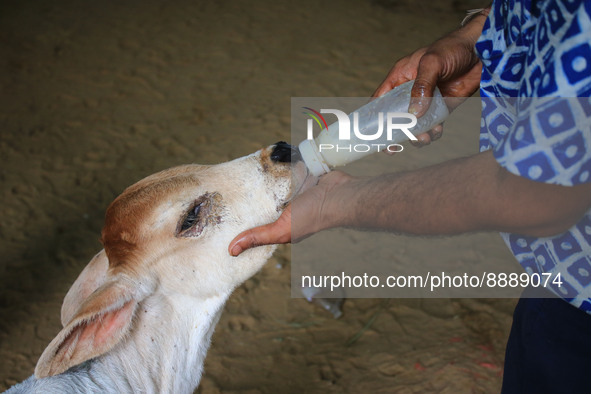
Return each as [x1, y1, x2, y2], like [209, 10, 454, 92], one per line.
[298, 80, 449, 176]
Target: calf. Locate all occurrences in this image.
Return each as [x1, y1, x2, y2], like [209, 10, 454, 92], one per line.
[7, 142, 301, 393]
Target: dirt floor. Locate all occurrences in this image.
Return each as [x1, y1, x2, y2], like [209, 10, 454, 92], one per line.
[1, 0, 519, 392]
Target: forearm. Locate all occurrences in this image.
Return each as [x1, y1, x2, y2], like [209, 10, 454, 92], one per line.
[319, 150, 591, 237]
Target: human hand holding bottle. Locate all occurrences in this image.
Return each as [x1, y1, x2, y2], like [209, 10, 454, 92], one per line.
[374, 7, 489, 147]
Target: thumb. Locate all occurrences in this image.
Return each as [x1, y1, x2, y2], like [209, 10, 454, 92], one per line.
[408, 56, 440, 118]
[228, 207, 292, 256]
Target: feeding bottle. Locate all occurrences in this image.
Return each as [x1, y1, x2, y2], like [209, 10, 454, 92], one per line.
[298, 80, 449, 176]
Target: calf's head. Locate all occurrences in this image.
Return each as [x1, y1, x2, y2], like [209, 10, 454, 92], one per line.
[35, 143, 299, 378]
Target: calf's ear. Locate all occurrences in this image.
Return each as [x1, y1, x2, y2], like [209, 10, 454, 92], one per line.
[35, 278, 140, 378]
[61, 250, 110, 327]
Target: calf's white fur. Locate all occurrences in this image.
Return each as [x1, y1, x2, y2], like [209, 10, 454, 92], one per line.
[6, 146, 294, 393]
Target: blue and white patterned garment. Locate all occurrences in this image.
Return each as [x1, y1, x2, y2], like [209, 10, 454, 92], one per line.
[475, 0, 591, 312]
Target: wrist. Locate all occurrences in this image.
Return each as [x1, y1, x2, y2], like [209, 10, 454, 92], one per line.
[317, 173, 361, 231]
[455, 6, 490, 45]
[461, 7, 491, 27]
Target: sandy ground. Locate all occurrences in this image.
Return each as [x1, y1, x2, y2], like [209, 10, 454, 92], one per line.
[1, 0, 519, 392]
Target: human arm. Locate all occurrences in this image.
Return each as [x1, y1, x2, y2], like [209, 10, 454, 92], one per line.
[308, 150, 591, 237]
[229, 150, 591, 255]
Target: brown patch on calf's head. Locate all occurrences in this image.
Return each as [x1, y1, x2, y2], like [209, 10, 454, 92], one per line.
[258, 147, 272, 173]
[101, 171, 201, 268]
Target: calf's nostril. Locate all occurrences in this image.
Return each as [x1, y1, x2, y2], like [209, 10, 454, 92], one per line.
[271, 141, 297, 163]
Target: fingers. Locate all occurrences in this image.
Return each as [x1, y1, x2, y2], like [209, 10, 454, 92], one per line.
[408, 54, 441, 118]
[427, 123, 444, 142]
[381, 124, 443, 151]
[383, 123, 444, 154]
[228, 207, 292, 256]
[408, 124, 444, 148]
[228, 171, 354, 256]
[372, 49, 428, 98]
[373, 76, 406, 98]
[372, 82, 393, 99]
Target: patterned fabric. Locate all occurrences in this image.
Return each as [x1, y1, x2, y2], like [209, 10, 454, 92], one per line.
[475, 0, 591, 312]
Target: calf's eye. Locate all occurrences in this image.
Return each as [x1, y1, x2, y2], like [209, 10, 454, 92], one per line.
[177, 192, 222, 238]
[180, 204, 202, 232]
